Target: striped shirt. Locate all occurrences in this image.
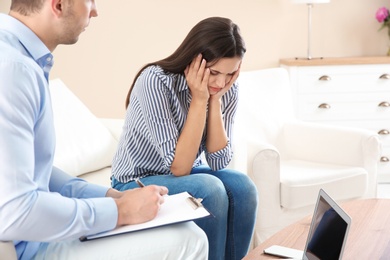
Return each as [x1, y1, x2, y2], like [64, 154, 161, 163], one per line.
[112, 65, 239, 183]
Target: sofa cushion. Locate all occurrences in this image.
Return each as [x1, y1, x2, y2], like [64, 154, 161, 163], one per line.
[280, 160, 367, 209]
[78, 167, 112, 187]
[49, 79, 117, 177]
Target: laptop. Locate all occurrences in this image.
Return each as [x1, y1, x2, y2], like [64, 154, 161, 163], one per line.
[263, 189, 351, 260]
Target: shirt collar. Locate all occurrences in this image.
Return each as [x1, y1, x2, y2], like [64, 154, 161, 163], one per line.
[0, 14, 53, 69]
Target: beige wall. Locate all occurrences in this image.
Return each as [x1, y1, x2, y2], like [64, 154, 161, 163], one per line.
[1, 0, 389, 118]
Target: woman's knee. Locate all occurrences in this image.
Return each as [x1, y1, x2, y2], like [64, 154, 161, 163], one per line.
[216, 170, 258, 206]
[190, 174, 229, 208]
[242, 174, 258, 203]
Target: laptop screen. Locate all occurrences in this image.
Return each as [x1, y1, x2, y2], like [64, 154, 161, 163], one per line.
[303, 189, 351, 260]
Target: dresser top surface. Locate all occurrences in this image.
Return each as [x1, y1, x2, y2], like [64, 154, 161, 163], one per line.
[280, 56, 390, 66]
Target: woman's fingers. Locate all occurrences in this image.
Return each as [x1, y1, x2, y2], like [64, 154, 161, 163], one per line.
[185, 54, 210, 101]
[191, 54, 202, 70]
[197, 58, 206, 81]
[202, 67, 210, 86]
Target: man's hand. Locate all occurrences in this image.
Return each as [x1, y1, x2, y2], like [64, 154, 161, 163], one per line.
[114, 185, 168, 227]
[105, 188, 123, 199]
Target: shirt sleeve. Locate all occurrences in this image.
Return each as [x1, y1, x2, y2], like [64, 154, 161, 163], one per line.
[49, 166, 110, 199]
[204, 83, 239, 170]
[0, 60, 117, 242]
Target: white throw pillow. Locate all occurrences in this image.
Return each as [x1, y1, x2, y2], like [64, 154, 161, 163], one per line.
[49, 79, 117, 177]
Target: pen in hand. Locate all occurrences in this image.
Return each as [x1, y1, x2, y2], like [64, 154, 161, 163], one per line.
[136, 178, 145, 188]
[136, 178, 169, 197]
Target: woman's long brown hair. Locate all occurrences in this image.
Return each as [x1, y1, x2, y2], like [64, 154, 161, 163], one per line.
[125, 17, 246, 108]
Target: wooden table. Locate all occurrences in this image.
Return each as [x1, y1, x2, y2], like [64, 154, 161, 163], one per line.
[243, 199, 390, 260]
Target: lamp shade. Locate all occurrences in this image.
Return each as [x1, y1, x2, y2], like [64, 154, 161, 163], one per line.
[292, 0, 330, 3]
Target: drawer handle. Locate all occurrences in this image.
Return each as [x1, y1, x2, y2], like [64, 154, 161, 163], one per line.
[319, 75, 331, 81]
[380, 156, 389, 163]
[379, 74, 390, 80]
[378, 129, 390, 135]
[378, 101, 390, 107]
[318, 103, 331, 109]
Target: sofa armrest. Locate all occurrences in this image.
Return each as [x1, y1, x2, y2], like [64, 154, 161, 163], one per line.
[251, 144, 280, 198]
[99, 118, 124, 142]
[249, 143, 281, 208]
[250, 144, 282, 244]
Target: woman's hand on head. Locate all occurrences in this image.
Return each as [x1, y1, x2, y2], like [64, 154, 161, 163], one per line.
[184, 54, 210, 103]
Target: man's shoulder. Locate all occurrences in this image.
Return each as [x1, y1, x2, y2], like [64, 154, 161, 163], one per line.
[0, 33, 41, 74]
[0, 32, 31, 62]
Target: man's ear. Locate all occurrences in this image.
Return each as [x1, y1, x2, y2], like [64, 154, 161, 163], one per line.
[51, 0, 63, 16]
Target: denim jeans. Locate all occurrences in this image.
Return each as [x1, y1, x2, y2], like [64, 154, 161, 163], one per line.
[112, 165, 258, 260]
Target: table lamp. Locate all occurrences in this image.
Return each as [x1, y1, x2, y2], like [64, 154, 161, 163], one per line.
[292, 0, 330, 60]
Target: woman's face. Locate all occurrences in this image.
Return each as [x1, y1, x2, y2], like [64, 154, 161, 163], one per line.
[206, 57, 242, 95]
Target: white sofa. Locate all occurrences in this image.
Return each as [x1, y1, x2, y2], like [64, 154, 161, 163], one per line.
[50, 78, 122, 187]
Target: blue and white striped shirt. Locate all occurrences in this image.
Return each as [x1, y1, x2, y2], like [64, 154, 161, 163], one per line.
[112, 65, 239, 183]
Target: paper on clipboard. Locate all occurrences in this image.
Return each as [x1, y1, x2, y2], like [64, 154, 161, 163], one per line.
[80, 191, 211, 241]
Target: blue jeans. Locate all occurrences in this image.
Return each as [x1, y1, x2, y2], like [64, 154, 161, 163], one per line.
[112, 165, 258, 260]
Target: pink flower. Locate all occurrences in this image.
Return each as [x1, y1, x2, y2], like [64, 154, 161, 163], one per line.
[376, 7, 389, 23]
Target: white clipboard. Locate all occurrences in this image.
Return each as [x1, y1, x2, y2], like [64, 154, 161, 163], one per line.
[80, 191, 211, 241]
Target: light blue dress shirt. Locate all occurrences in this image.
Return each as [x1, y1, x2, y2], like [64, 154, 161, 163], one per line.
[0, 14, 117, 260]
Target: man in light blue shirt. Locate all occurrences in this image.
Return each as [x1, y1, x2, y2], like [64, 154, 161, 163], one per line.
[0, 1, 207, 259]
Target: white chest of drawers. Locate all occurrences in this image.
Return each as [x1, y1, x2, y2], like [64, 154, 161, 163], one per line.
[280, 57, 390, 183]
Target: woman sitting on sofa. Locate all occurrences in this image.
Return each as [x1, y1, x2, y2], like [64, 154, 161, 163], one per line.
[111, 16, 258, 260]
